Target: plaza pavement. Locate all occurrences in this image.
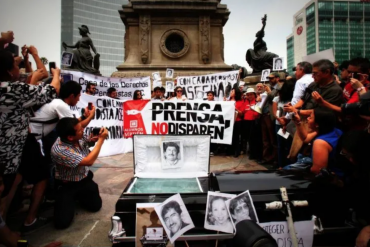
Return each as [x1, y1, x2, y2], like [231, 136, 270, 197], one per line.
[12, 153, 267, 247]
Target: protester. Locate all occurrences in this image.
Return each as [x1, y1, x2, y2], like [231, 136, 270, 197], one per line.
[133, 90, 143, 100]
[243, 88, 261, 160]
[272, 81, 294, 168]
[338, 60, 350, 88]
[51, 118, 108, 229]
[0, 48, 60, 222]
[85, 82, 96, 95]
[229, 88, 245, 157]
[170, 86, 187, 101]
[107, 87, 118, 99]
[206, 91, 215, 101]
[256, 83, 276, 164]
[288, 107, 342, 174]
[152, 87, 165, 101]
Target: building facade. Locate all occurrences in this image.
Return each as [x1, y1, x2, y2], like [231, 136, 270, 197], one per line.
[61, 0, 127, 76]
[286, 0, 370, 73]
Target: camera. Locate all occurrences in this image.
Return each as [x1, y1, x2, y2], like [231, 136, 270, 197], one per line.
[92, 127, 101, 136]
[342, 91, 370, 116]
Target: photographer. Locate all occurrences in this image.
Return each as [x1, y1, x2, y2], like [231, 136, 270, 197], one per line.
[51, 118, 108, 229]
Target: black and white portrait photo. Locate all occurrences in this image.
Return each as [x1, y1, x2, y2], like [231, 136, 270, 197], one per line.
[160, 141, 184, 170]
[273, 57, 284, 71]
[61, 51, 73, 67]
[226, 190, 259, 225]
[195, 91, 204, 100]
[204, 192, 236, 233]
[166, 68, 174, 78]
[166, 81, 174, 92]
[155, 194, 194, 243]
[260, 69, 270, 82]
[152, 72, 161, 81]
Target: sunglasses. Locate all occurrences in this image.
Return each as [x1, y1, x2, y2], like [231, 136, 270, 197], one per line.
[177, 90, 183, 93]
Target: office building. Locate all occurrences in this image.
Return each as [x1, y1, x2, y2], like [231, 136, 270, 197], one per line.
[286, 0, 370, 73]
[61, 0, 127, 76]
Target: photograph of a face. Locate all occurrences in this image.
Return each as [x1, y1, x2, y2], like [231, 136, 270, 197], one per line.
[160, 141, 184, 170]
[226, 190, 259, 225]
[166, 81, 174, 92]
[155, 194, 194, 244]
[152, 72, 161, 81]
[61, 51, 73, 66]
[261, 69, 270, 82]
[166, 69, 174, 78]
[273, 57, 284, 71]
[204, 192, 236, 233]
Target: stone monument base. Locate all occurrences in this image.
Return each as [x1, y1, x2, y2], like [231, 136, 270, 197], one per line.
[111, 65, 233, 80]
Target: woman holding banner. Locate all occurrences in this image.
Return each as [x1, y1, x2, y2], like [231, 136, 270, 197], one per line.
[133, 90, 143, 100]
[170, 86, 187, 101]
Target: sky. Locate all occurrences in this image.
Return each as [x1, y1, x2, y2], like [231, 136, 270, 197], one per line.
[0, 0, 309, 72]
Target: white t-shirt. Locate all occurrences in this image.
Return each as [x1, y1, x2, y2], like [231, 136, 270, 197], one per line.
[170, 95, 187, 101]
[29, 99, 74, 139]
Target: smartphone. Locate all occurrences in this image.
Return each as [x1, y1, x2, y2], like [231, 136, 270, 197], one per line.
[92, 127, 101, 136]
[88, 102, 93, 110]
[49, 62, 56, 74]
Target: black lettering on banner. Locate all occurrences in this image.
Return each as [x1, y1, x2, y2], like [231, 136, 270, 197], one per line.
[85, 125, 123, 140]
[94, 107, 123, 121]
[165, 123, 224, 140]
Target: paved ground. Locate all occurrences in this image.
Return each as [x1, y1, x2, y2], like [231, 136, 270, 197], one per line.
[9, 153, 266, 247]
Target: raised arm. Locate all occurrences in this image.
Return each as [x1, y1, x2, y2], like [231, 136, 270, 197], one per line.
[28, 46, 48, 79]
[79, 128, 108, 166]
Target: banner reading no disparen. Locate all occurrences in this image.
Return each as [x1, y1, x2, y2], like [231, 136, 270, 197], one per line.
[124, 100, 235, 144]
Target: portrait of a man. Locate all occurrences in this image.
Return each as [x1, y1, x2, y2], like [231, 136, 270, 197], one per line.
[61, 52, 73, 66]
[155, 194, 194, 243]
[226, 191, 258, 224]
[273, 57, 284, 71]
[166, 69, 174, 78]
[161, 141, 183, 170]
[196, 91, 204, 100]
[152, 72, 161, 81]
[166, 81, 174, 92]
[261, 69, 270, 82]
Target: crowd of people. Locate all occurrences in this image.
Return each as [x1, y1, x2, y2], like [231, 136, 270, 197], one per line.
[1, 29, 370, 246]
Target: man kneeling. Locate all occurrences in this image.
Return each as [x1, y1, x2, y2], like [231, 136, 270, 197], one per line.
[51, 117, 108, 229]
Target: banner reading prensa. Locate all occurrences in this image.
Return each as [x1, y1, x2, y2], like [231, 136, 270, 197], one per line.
[124, 100, 235, 144]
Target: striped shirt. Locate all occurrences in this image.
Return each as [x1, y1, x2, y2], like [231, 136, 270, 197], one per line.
[51, 135, 90, 182]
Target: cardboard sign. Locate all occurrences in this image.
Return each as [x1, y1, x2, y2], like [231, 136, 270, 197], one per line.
[259, 221, 314, 247]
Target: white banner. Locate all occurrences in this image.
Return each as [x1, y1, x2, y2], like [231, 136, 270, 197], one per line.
[123, 100, 235, 145]
[259, 221, 314, 247]
[61, 70, 151, 100]
[177, 71, 239, 101]
[70, 93, 132, 157]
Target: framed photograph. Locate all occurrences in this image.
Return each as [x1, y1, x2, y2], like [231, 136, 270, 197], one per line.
[226, 190, 259, 225]
[166, 81, 174, 92]
[155, 194, 194, 243]
[166, 68, 174, 79]
[261, 69, 270, 82]
[273, 57, 284, 71]
[160, 141, 184, 170]
[136, 203, 174, 247]
[195, 91, 205, 100]
[61, 73, 73, 84]
[152, 72, 161, 81]
[61, 51, 73, 67]
[204, 192, 236, 233]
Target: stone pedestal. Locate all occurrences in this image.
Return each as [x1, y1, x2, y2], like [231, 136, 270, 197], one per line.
[112, 0, 232, 78]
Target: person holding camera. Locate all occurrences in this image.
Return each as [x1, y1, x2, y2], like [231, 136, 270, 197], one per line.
[51, 118, 108, 229]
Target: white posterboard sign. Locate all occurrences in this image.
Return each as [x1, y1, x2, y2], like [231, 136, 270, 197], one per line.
[302, 48, 335, 64]
[273, 57, 284, 71]
[261, 69, 271, 82]
[259, 221, 314, 247]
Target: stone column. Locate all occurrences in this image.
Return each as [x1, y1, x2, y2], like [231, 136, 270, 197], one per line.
[139, 15, 151, 64]
[199, 16, 211, 64]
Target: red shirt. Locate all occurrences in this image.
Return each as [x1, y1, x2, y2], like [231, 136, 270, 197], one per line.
[235, 100, 245, 122]
[343, 80, 369, 104]
[243, 99, 259, 120]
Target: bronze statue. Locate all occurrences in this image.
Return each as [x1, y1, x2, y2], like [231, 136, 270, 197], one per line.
[62, 25, 100, 75]
[246, 15, 278, 73]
